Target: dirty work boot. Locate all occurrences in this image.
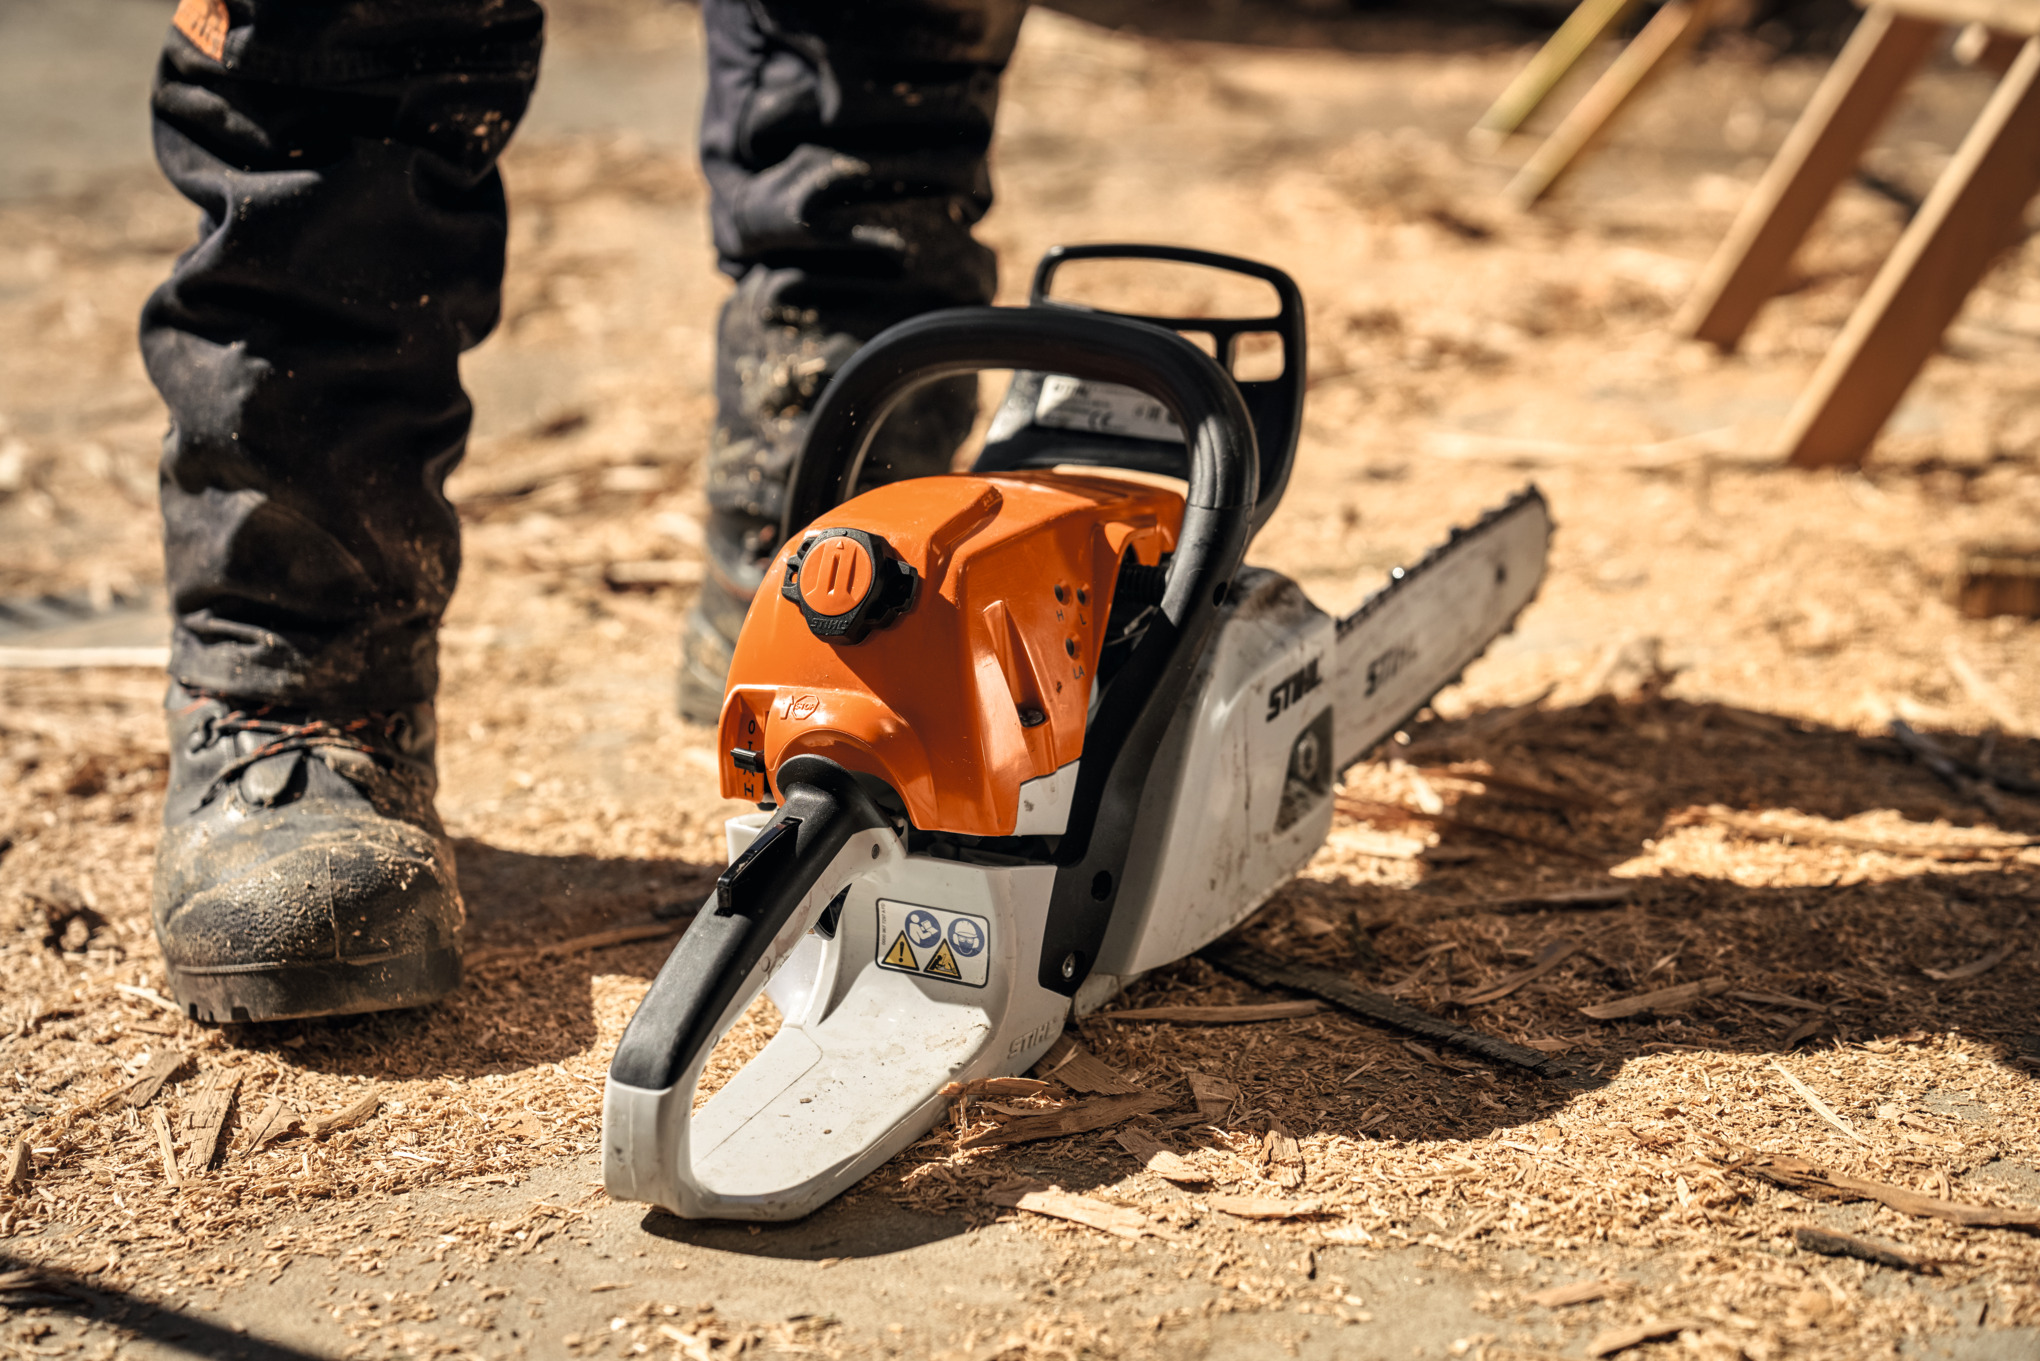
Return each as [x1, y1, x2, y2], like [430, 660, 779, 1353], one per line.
[152, 684, 463, 1022]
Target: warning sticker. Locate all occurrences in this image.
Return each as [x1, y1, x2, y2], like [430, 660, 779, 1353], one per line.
[875, 900, 991, 988]
[1033, 376, 1183, 444]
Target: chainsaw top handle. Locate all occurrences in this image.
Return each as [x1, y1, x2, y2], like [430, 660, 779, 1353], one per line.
[781, 304, 1259, 631]
[1024, 243, 1305, 534]
[780, 304, 1261, 998]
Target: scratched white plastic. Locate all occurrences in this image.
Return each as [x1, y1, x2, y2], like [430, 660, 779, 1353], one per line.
[602, 832, 1068, 1220]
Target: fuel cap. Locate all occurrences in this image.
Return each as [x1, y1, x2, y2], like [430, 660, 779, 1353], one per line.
[781, 527, 919, 644]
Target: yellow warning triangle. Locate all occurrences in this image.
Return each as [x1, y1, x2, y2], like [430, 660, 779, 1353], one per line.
[882, 930, 919, 971]
[924, 939, 962, 980]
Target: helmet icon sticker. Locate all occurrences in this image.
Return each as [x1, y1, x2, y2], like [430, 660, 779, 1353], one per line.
[874, 900, 991, 988]
[946, 917, 985, 957]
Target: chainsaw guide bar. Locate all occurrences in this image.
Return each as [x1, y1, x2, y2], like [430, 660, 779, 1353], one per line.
[603, 244, 1552, 1222]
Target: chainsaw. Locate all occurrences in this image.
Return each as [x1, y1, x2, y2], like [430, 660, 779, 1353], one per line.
[604, 244, 1550, 1221]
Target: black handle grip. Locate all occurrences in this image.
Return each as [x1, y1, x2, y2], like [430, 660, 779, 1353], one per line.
[1027, 243, 1306, 535]
[781, 305, 1259, 632]
[608, 757, 888, 1094]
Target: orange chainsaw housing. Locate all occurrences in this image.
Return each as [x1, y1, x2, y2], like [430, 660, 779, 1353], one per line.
[717, 470, 1184, 836]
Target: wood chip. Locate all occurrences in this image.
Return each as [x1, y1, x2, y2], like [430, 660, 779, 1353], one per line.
[238, 1096, 300, 1155]
[1186, 1072, 1239, 1125]
[1202, 941, 1570, 1077]
[602, 560, 704, 590]
[3, 1137, 29, 1188]
[464, 921, 682, 970]
[1324, 826, 1432, 860]
[1579, 977, 1731, 1021]
[1923, 939, 2018, 981]
[1793, 1225, 1937, 1272]
[1528, 1277, 1631, 1308]
[304, 1091, 380, 1140]
[1769, 1061, 1867, 1145]
[150, 1107, 181, 1186]
[939, 1077, 1058, 1098]
[989, 1182, 1171, 1240]
[123, 1050, 189, 1108]
[1727, 989, 1826, 1012]
[1260, 1121, 1304, 1189]
[959, 1092, 1169, 1149]
[1679, 800, 2034, 860]
[1456, 938, 1580, 1005]
[113, 984, 184, 1016]
[1734, 1152, 2040, 1228]
[1206, 1194, 1322, 1220]
[1031, 1035, 1143, 1094]
[1458, 883, 1631, 915]
[1587, 1317, 1707, 1357]
[1092, 1001, 1324, 1025]
[1115, 1128, 1209, 1185]
[178, 1069, 241, 1171]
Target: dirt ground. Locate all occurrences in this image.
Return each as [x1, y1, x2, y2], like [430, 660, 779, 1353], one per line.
[4, 1, 2040, 1357]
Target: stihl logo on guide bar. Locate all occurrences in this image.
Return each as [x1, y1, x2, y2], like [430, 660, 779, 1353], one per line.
[1265, 658, 1323, 721]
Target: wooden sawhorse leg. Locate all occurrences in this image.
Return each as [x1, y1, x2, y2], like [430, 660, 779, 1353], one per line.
[1506, 0, 1723, 209]
[1472, 0, 1644, 147]
[1675, 7, 1941, 349]
[1782, 36, 2040, 467]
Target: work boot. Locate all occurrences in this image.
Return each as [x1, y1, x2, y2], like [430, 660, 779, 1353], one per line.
[152, 683, 463, 1022]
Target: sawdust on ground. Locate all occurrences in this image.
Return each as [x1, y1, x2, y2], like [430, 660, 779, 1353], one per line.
[3, 2, 2039, 1358]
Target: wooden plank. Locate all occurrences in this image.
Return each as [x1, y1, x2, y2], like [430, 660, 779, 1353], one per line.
[1200, 941, 1571, 1078]
[1507, 0, 1723, 208]
[1207, 1194, 1323, 1220]
[1889, 0, 2040, 36]
[1792, 1225, 1938, 1271]
[178, 1069, 241, 1172]
[1783, 34, 2040, 466]
[1677, 8, 1941, 348]
[3, 1138, 29, 1188]
[1472, 0, 1645, 142]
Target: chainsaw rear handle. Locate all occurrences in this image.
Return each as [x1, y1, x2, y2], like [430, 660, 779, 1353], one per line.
[781, 306, 1258, 634]
[608, 755, 889, 1096]
[1025, 243, 1306, 536]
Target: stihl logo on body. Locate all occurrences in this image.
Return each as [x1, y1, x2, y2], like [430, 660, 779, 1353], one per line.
[1265, 658, 1323, 721]
[1365, 643, 1417, 697]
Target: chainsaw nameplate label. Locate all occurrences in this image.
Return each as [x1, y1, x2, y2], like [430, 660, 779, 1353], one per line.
[1033, 376, 1183, 444]
[875, 900, 991, 988]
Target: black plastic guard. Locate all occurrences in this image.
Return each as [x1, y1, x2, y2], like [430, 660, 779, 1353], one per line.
[608, 756, 888, 1094]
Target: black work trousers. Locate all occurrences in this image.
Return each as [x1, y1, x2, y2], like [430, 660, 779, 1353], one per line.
[144, 0, 1024, 710]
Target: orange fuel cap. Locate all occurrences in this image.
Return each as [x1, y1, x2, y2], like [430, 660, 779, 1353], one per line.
[780, 527, 920, 645]
[797, 536, 873, 616]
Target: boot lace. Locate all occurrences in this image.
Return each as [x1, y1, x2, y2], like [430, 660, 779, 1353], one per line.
[182, 696, 398, 808]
